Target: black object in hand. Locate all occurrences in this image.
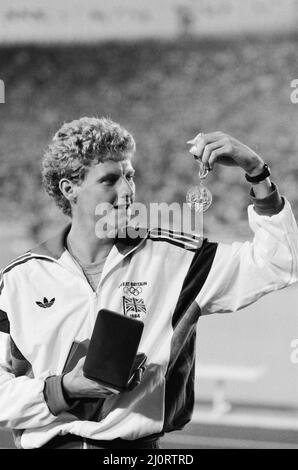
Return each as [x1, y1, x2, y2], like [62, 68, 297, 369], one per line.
[83, 309, 146, 392]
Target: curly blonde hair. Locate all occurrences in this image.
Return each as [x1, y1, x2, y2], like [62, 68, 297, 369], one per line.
[42, 117, 136, 217]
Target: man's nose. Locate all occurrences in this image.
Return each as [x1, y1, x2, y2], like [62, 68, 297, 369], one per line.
[117, 176, 134, 200]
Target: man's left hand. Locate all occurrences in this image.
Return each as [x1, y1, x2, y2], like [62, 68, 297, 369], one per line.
[188, 131, 264, 176]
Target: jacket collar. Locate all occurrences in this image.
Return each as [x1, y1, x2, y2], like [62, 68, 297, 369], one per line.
[32, 224, 149, 260]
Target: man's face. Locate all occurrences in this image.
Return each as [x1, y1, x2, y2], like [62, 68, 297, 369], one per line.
[73, 158, 136, 233]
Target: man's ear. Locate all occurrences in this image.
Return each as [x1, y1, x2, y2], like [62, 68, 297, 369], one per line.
[59, 179, 78, 203]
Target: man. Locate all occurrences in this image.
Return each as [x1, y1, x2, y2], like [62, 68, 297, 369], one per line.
[0, 117, 297, 449]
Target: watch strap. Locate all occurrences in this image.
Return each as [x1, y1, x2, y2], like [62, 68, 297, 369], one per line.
[245, 163, 271, 183]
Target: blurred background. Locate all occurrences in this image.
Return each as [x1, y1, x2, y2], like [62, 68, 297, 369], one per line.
[0, 0, 298, 449]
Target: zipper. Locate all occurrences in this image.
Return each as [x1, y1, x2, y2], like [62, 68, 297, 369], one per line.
[93, 289, 99, 325]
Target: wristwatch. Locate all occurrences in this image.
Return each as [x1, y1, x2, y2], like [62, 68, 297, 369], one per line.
[245, 163, 271, 183]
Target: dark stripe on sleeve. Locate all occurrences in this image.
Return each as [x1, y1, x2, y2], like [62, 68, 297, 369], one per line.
[0, 256, 54, 296]
[149, 236, 197, 252]
[0, 309, 10, 334]
[172, 238, 218, 327]
[150, 227, 201, 242]
[163, 239, 218, 433]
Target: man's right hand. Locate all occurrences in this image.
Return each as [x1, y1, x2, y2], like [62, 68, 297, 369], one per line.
[62, 357, 119, 399]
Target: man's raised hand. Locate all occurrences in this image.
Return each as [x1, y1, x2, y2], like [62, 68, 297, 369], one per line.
[188, 131, 264, 176]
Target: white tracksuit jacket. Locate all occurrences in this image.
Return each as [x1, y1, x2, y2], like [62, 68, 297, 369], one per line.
[0, 184, 297, 448]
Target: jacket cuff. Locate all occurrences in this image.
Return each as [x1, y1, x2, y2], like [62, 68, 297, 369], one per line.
[249, 182, 284, 216]
[44, 375, 73, 416]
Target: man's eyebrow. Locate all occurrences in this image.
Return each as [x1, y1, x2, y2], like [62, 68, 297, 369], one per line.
[97, 172, 121, 181]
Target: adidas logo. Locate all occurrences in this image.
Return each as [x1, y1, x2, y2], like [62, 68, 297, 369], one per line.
[36, 297, 55, 309]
